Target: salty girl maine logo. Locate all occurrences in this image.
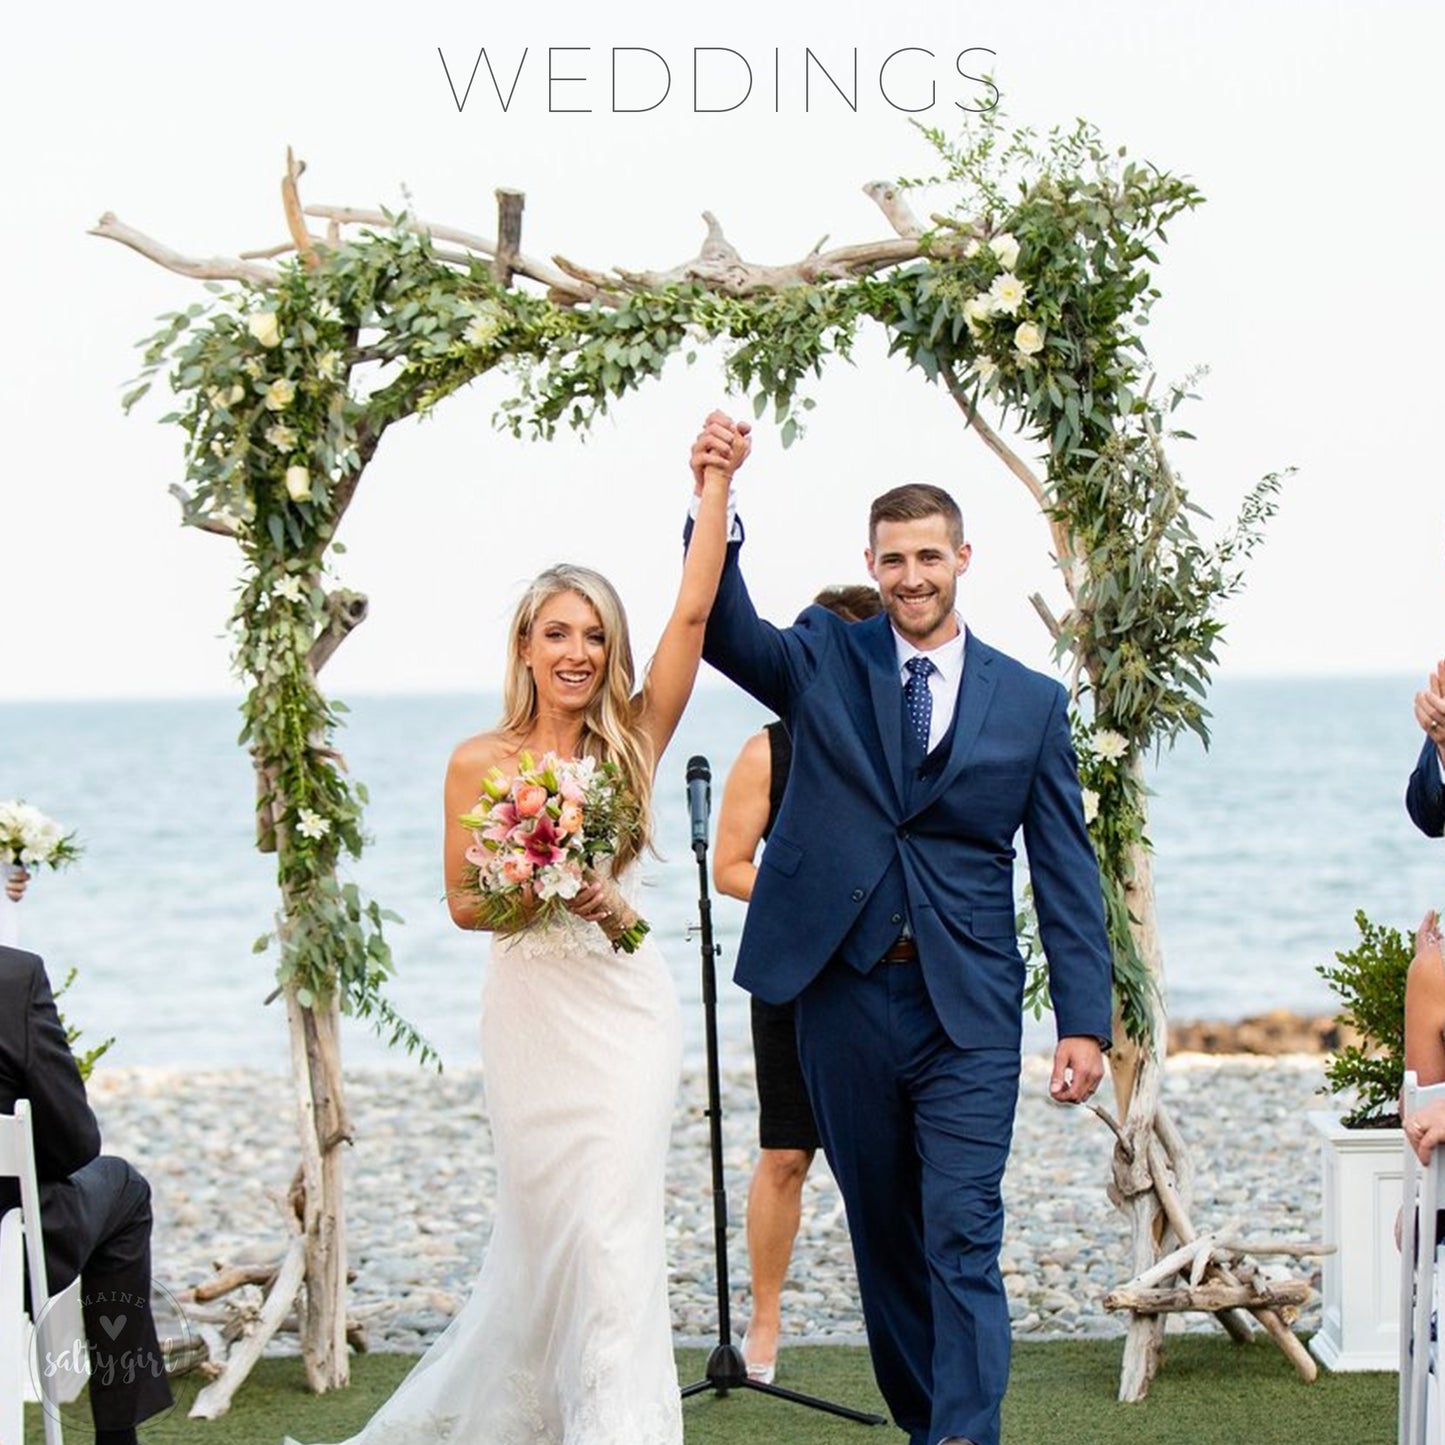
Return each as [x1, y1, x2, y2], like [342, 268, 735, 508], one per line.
[438, 44, 1001, 116]
[31, 1281, 195, 1430]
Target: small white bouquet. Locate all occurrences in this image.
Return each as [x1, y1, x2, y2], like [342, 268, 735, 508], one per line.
[0, 800, 82, 872]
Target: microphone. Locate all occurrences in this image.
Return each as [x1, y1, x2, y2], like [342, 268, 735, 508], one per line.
[686, 756, 712, 852]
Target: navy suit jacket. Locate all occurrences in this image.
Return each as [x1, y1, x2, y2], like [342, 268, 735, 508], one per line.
[1408, 737, 1445, 837]
[700, 533, 1114, 1052]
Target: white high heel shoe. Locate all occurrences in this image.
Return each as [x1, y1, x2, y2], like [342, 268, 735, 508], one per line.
[741, 1331, 777, 1384]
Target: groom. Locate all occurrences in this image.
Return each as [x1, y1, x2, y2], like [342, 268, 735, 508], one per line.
[685, 421, 1112, 1445]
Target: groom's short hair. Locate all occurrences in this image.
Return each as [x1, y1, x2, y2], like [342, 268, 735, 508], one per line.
[869, 484, 965, 550]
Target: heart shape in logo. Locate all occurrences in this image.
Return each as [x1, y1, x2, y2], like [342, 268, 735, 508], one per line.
[99, 1314, 127, 1340]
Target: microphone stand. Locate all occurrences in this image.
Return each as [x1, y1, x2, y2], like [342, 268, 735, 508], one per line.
[678, 757, 885, 1427]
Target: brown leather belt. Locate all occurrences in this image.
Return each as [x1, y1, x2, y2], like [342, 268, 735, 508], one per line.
[880, 937, 919, 964]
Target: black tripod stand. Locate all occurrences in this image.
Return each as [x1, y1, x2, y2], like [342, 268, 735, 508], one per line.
[678, 756, 886, 1427]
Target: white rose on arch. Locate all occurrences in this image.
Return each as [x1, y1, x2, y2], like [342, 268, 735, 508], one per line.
[989, 232, 1021, 271]
[264, 378, 297, 411]
[284, 465, 312, 502]
[962, 296, 993, 337]
[1081, 788, 1100, 825]
[248, 312, 282, 349]
[1014, 321, 1045, 357]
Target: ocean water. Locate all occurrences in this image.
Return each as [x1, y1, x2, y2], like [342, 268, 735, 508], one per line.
[1, 677, 1439, 1071]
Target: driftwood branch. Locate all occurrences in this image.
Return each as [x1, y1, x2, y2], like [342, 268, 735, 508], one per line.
[188, 1228, 306, 1419]
[307, 590, 370, 675]
[862, 180, 924, 238]
[303, 204, 597, 300]
[494, 188, 525, 287]
[168, 484, 239, 538]
[90, 213, 279, 285]
[185, 1261, 280, 1305]
[281, 148, 321, 268]
[1105, 1279, 1312, 1315]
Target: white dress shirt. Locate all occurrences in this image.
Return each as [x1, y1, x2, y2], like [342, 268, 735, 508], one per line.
[891, 621, 967, 753]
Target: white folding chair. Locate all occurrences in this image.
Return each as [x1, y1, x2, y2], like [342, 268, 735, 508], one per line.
[1400, 1072, 1445, 1445]
[0, 1100, 88, 1445]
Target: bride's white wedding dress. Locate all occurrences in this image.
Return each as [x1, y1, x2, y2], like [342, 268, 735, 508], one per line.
[289, 871, 684, 1444]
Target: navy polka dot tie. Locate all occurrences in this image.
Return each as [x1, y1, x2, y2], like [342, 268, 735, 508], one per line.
[904, 656, 936, 751]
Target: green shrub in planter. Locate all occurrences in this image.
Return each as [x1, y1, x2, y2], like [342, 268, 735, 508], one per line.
[1316, 910, 1414, 1128]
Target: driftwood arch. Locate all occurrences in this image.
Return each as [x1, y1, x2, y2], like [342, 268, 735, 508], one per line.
[96, 115, 1309, 1415]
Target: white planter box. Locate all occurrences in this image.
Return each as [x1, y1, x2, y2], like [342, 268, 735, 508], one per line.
[1308, 1110, 1403, 1372]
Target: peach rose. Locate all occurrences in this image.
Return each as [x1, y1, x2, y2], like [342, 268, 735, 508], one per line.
[501, 855, 535, 884]
[514, 784, 548, 819]
[556, 802, 584, 836]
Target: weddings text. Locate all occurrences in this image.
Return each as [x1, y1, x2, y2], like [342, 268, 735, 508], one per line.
[438, 46, 1001, 115]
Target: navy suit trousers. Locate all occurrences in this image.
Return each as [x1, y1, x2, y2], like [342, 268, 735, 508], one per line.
[795, 956, 1019, 1445]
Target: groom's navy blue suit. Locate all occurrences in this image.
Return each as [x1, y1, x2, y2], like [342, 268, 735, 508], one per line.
[1408, 737, 1445, 837]
[697, 526, 1113, 1445]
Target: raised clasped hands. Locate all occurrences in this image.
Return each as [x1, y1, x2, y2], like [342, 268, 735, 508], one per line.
[690, 410, 752, 495]
[1415, 659, 1445, 765]
[3, 866, 28, 903]
[1049, 1035, 1105, 1105]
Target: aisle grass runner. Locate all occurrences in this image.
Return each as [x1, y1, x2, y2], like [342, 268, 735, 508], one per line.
[26, 1339, 1393, 1444]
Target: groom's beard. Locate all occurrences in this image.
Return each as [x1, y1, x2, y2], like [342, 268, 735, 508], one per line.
[884, 582, 956, 644]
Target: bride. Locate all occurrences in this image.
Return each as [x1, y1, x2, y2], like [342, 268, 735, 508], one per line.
[287, 412, 749, 1445]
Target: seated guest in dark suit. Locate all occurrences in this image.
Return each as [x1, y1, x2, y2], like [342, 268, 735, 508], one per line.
[0, 945, 170, 1444]
[1409, 659, 1445, 836]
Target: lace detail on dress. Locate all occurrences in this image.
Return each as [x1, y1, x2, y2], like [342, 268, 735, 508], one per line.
[491, 866, 646, 965]
[493, 904, 616, 963]
[488, 1347, 684, 1445]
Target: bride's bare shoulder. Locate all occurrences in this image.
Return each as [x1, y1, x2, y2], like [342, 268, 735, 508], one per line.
[447, 728, 519, 780]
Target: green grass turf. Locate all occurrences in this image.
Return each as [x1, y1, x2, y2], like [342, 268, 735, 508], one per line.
[25, 1338, 1396, 1444]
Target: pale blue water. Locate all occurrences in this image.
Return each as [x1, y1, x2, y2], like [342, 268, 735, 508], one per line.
[1, 678, 1439, 1070]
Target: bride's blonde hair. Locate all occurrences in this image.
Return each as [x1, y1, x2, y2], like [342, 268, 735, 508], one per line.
[499, 564, 654, 870]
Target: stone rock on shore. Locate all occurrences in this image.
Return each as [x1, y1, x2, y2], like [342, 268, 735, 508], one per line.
[1169, 1009, 1357, 1056]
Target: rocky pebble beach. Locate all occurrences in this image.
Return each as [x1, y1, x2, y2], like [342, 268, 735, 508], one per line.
[87, 1052, 1332, 1356]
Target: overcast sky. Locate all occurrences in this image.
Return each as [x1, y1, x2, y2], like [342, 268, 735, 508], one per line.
[3, 0, 1440, 701]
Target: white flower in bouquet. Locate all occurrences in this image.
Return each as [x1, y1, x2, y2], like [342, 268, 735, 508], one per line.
[248, 312, 282, 349]
[265, 423, 298, 452]
[989, 232, 1021, 270]
[0, 800, 81, 870]
[988, 272, 1027, 316]
[1093, 729, 1129, 761]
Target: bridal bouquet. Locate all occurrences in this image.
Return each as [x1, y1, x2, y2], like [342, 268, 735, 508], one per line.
[458, 752, 650, 952]
[0, 800, 82, 871]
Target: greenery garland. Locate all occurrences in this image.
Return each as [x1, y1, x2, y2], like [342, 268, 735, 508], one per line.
[125, 111, 1280, 1053]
